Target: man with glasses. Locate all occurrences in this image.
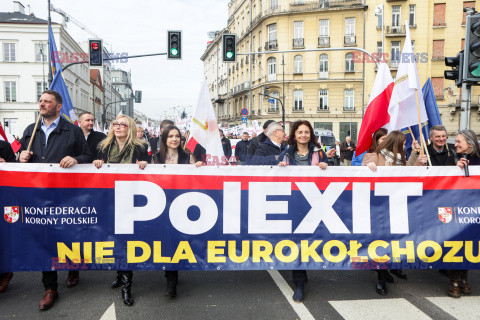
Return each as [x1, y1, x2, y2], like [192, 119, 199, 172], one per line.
[18, 90, 91, 310]
[250, 122, 286, 165]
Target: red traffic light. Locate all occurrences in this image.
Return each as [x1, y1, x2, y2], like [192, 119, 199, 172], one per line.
[91, 43, 99, 51]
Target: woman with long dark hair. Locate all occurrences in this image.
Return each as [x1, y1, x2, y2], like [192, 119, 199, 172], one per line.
[363, 131, 426, 295]
[352, 128, 388, 166]
[278, 120, 334, 303]
[448, 129, 480, 298]
[153, 125, 202, 297]
[93, 115, 148, 306]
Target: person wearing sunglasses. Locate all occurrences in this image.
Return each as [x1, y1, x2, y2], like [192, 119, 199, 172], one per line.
[93, 115, 148, 306]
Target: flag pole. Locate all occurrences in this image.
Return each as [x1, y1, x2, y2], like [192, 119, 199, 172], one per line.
[26, 115, 42, 152]
[407, 126, 416, 142]
[415, 89, 432, 166]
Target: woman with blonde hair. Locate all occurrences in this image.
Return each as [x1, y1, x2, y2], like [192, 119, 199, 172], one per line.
[93, 115, 148, 306]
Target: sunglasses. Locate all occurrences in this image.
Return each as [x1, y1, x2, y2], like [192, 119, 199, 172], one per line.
[113, 122, 128, 128]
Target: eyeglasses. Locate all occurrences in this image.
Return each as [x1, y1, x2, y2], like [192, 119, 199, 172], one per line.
[113, 122, 128, 128]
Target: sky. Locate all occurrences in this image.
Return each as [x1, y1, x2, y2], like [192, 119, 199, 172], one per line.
[0, 0, 229, 120]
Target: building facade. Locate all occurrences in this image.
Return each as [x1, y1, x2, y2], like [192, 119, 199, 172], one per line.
[203, 0, 480, 140]
[111, 68, 134, 118]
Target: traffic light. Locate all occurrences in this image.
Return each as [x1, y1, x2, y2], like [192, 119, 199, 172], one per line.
[89, 39, 103, 67]
[464, 14, 480, 83]
[222, 34, 236, 62]
[263, 85, 269, 97]
[134, 90, 142, 103]
[167, 31, 182, 60]
[445, 52, 464, 88]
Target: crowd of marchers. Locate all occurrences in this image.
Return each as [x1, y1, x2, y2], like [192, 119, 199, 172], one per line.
[0, 89, 478, 310]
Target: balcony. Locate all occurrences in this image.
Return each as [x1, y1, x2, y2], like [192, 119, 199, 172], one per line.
[344, 35, 356, 46]
[385, 25, 406, 36]
[319, 71, 329, 79]
[343, 107, 355, 112]
[390, 60, 400, 69]
[318, 36, 330, 47]
[293, 38, 304, 48]
[265, 40, 278, 51]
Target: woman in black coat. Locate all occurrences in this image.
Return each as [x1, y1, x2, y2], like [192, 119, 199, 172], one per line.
[93, 115, 148, 306]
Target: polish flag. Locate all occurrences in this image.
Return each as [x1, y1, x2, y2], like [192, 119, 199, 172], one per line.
[186, 80, 225, 163]
[0, 123, 21, 153]
[356, 62, 394, 155]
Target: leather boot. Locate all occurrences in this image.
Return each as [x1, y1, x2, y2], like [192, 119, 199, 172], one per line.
[39, 289, 59, 310]
[376, 270, 387, 295]
[292, 282, 304, 302]
[0, 272, 14, 293]
[66, 271, 79, 288]
[165, 278, 177, 298]
[448, 280, 461, 298]
[460, 273, 472, 295]
[111, 274, 122, 289]
[121, 274, 134, 306]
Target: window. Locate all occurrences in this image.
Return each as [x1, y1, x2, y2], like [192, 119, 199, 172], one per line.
[3, 43, 15, 61]
[345, 18, 355, 35]
[294, 90, 303, 111]
[340, 122, 357, 142]
[377, 11, 383, 29]
[320, 0, 329, 9]
[5, 81, 16, 102]
[3, 118, 18, 137]
[267, 57, 276, 81]
[269, 91, 279, 111]
[294, 21, 303, 39]
[319, 90, 328, 110]
[345, 53, 354, 72]
[392, 6, 401, 27]
[35, 43, 47, 62]
[344, 89, 354, 110]
[294, 55, 303, 74]
[432, 77, 444, 99]
[377, 42, 383, 61]
[294, 0, 304, 4]
[268, 24, 277, 41]
[36, 81, 46, 101]
[319, 54, 329, 78]
[433, 40, 445, 59]
[319, 19, 329, 36]
[391, 41, 401, 67]
[314, 122, 333, 131]
[409, 5, 416, 26]
[434, 3, 446, 26]
[270, 0, 278, 11]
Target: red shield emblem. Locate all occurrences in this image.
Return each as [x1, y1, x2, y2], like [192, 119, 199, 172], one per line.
[4, 206, 19, 223]
[438, 207, 452, 223]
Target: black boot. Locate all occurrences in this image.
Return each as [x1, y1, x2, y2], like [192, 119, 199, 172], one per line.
[292, 282, 304, 302]
[111, 273, 122, 288]
[376, 270, 388, 295]
[164, 271, 178, 298]
[121, 274, 134, 306]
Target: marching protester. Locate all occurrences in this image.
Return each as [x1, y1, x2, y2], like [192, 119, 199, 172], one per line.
[219, 129, 232, 160]
[156, 119, 175, 151]
[426, 125, 456, 166]
[340, 136, 356, 166]
[447, 129, 480, 298]
[246, 119, 274, 164]
[153, 125, 202, 298]
[250, 122, 286, 165]
[362, 131, 427, 295]
[93, 114, 149, 306]
[18, 90, 91, 310]
[136, 124, 152, 163]
[352, 128, 387, 166]
[0, 140, 16, 293]
[277, 120, 333, 302]
[78, 112, 106, 160]
[234, 132, 250, 164]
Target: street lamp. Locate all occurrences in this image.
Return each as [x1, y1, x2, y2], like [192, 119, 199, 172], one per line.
[374, 4, 384, 63]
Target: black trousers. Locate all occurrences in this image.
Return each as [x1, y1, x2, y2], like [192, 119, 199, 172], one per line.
[292, 270, 307, 284]
[449, 270, 467, 281]
[117, 270, 133, 280]
[165, 271, 178, 281]
[42, 271, 58, 290]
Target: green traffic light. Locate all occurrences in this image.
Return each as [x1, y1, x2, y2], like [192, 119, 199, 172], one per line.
[171, 48, 178, 56]
[472, 65, 480, 77]
[226, 52, 233, 59]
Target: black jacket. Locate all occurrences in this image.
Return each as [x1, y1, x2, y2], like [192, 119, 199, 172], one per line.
[86, 130, 107, 160]
[235, 139, 250, 163]
[19, 117, 92, 164]
[221, 137, 232, 159]
[250, 137, 286, 165]
[246, 132, 267, 164]
[0, 140, 15, 162]
[97, 143, 148, 163]
[427, 143, 456, 166]
[340, 140, 356, 161]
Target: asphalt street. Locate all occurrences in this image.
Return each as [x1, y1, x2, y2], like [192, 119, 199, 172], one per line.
[0, 269, 479, 319]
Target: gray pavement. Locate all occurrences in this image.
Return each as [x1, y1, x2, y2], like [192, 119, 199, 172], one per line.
[0, 269, 478, 319]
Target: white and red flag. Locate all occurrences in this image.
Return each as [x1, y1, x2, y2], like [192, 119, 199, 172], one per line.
[186, 80, 224, 162]
[356, 62, 394, 155]
[387, 21, 428, 131]
[0, 123, 21, 153]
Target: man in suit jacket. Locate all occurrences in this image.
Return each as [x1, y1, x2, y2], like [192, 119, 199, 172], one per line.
[78, 112, 106, 160]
